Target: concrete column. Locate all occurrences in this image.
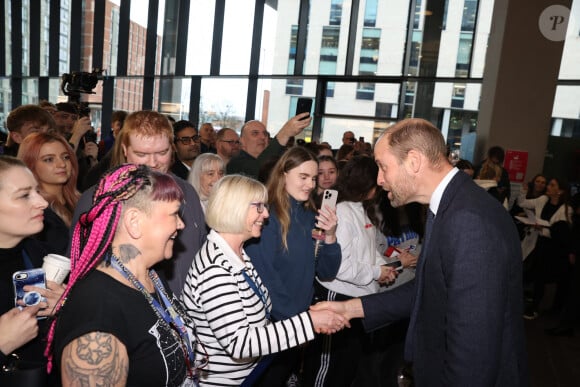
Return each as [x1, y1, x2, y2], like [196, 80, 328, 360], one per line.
[475, 0, 571, 178]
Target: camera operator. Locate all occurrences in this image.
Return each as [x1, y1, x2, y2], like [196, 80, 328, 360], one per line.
[53, 102, 99, 190]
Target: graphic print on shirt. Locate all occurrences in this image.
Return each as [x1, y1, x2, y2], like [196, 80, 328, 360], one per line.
[149, 320, 188, 387]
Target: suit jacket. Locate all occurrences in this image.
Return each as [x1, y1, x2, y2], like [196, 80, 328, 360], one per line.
[361, 171, 529, 387]
[170, 159, 190, 181]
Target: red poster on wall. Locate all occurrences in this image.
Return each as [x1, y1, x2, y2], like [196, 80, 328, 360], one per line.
[504, 150, 528, 183]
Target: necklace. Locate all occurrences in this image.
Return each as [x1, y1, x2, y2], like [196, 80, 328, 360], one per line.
[109, 254, 198, 381]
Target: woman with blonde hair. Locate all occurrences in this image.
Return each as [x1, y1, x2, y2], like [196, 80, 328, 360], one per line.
[182, 175, 346, 386]
[17, 132, 80, 254]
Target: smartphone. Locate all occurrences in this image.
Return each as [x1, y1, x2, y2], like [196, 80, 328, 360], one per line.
[13, 268, 47, 310]
[296, 97, 313, 120]
[320, 189, 338, 211]
[359, 136, 365, 143]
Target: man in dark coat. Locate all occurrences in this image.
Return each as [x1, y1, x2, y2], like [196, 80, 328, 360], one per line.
[312, 118, 529, 386]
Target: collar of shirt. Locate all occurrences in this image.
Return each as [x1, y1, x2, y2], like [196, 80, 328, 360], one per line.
[207, 229, 248, 271]
[429, 167, 459, 216]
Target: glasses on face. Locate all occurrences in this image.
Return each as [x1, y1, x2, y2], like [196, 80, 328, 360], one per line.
[221, 139, 240, 145]
[175, 135, 200, 145]
[250, 202, 269, 213]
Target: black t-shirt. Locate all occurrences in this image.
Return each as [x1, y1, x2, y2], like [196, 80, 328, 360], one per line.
[53, 270, 188, 386]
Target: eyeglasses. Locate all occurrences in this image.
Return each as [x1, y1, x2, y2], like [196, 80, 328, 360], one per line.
[220, 139, 240, 145]
[175, 135, 200, 144]
[250, 202, 269, 213]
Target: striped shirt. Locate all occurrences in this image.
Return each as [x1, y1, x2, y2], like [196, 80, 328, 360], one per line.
[181, 230, 316, 386]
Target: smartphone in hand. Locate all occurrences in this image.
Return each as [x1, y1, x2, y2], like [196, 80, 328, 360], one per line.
[296, 97, 313, 120]
[13, 269, 47, 310]
[320, 189, 338, 211]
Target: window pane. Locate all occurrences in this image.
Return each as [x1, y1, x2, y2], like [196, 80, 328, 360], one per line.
[325, 81, 401, 117]
[113, 77, 145, 112]
[260, 1, 300, 76]
[320, 117, 393, 149]
[128, 0, 150, 76]
[200, 78, 248, 130]
[158, 77, 192, 121]
[356, 1, 410, 76]
[558, 0, 580, 80]
[221, 0, 254, 75]
[186, 0, 215, 75]
[552, 85, 580, 138]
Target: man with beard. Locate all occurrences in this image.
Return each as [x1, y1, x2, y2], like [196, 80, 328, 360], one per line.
[312, 118, 529, 387]
[171, 120, 200, 180]
[215, 127, 240, 165]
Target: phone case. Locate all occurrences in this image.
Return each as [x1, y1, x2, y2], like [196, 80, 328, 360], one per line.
[320, 189, 338, 210]
[296, 98, 313, 118]
[13, 268, 47, 309]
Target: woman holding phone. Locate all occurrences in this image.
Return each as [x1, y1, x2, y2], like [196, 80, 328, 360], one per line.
[0, 156, 64, 386]
[244, 146, 342, 385]
[303, 155, 401, 386]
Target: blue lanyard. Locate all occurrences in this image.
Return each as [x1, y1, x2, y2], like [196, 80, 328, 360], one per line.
[241, 269, 270, 321]
[109, 257, 196, 372]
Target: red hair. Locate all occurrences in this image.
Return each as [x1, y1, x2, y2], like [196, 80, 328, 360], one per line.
[17, 132, 80, 226]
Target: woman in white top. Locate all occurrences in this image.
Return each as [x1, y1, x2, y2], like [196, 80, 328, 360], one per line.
[181, 175, 347, 386]
[302, 156, 401, 387]
[518, 177, 573, 319]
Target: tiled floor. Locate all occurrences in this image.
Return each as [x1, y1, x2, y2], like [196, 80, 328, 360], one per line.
[526, 311, 580, 387]
[526, 284, 580, 387]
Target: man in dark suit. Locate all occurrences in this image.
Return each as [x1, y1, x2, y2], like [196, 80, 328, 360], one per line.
[312, 118, 529, 386]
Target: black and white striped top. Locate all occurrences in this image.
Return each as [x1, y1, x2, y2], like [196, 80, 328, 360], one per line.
[181, 230, 316, 386]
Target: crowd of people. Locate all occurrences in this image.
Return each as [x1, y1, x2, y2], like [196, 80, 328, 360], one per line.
[0, 100, 578, 387]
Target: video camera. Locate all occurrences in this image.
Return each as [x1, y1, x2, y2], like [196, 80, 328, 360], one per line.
[60, 69, 104, 98]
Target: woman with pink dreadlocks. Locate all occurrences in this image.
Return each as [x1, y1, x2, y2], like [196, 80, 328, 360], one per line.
[46, 164, 199, 386]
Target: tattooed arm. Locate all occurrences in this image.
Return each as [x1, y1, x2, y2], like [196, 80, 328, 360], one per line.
[61, 331, 129, 387]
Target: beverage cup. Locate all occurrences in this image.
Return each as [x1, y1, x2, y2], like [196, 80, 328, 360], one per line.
[42, 254, 71, 285]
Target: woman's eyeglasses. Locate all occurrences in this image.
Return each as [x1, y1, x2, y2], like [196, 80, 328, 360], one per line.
[250, 202, 269, 213]
[175, 135, 200, 144]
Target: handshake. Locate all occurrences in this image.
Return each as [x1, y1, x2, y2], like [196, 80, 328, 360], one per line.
[307, 298, 365, 335]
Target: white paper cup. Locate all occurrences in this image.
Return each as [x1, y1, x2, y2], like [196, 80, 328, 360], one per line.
[42, 254, 71, 285]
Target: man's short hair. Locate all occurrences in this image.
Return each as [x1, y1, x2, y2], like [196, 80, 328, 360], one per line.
[111, 110, 128, 124]
[384, 118, 447, 168]
[111, 111, 173, 166]
[216, 127, 236, 141]
[55, 102, 78, 115]
[173, 120, 196, 137]
[6, 105, 56, 133]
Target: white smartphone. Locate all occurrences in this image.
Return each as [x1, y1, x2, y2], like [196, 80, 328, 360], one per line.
[320, 189, 338, 211]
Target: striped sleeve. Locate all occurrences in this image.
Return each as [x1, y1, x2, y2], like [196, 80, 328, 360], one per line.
[197, 264, 315, 359]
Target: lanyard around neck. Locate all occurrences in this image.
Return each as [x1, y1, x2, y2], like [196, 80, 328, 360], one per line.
[241, 269, 270, 321]
[109, 256, 195, 367]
